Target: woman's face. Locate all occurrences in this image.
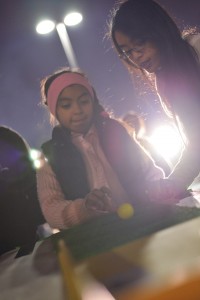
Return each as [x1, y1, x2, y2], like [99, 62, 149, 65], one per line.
[56, 84, 94, 134]
[114, 31, 161, 73]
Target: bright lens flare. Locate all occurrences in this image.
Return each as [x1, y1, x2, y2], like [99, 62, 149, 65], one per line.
[29, 149, 43, 169]
[33, 159, 42, 169]
[64, 12, 83, 26]
[149, 125, 183, 160]
[30, 149, 41, 160]
[36, 20, 55, 34]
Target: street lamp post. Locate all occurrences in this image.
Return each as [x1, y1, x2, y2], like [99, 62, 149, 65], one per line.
[36, 12, 83, 68]
[56, 23, 77, 68]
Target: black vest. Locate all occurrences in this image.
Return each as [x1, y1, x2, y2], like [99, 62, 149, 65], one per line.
[42, 118, 148, 204]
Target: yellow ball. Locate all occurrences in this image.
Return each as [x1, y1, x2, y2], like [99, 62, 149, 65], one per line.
[117, 203, 134, 219]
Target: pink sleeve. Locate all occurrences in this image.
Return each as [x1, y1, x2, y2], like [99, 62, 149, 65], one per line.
[36, 160, 92, 229]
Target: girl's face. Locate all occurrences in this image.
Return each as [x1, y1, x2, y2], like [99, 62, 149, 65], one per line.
[56, 84, 94, 134]
[114, 31, 161, 73]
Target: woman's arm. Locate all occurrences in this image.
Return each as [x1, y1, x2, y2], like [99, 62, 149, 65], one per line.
[140, 148, 165, 181]
[168, 96, 200, 189]
[156, 69, 200, 192]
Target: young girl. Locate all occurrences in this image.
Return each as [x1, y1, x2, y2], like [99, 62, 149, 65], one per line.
[37, 68, 163, 230]
[109, 0, 200, 201]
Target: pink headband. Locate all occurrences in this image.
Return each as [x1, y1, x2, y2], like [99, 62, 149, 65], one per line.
[47, 73, 94, 116]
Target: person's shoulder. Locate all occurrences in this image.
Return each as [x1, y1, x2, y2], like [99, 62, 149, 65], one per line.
[104, 116, 127, 130]
[41, 125, 60, 152]
[101, 117, 136, 144]
[184, 32, 200, 57]
[41, 139, 52, 154]
[185, 32, 200, 45]
[101, 117, 131, 138]
[41, 139, 52, 148]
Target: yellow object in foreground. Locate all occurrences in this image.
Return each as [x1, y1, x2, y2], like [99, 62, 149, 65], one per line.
[117, 203, 134, 219]
[58, 239, 82, 300]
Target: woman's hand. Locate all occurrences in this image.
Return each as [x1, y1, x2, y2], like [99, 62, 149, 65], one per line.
[85, 186, 113, 213]
[146, 179, 190, 203]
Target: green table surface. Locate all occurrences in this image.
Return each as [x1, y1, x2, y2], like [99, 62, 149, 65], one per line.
[51, 202, 200, 262]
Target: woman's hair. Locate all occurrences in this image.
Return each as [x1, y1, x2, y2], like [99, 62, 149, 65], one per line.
[110, 0, 196, 70]
[40, 67, 107, 125]
[109, 0, 200, 115]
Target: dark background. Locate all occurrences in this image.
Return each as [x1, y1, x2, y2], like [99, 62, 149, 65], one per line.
[1, 0, 200, 148]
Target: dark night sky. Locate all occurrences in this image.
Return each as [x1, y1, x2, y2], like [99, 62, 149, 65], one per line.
[1, 0, 200, 149]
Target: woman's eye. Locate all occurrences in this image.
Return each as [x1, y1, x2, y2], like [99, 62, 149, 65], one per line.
[126, 49, 133, 56]
[137, 46, 144, 51]
[120, 49, 133, 59]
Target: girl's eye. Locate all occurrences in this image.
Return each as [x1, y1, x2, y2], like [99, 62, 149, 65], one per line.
[61, 103, 71, 109]
[80, 98, 90, 104]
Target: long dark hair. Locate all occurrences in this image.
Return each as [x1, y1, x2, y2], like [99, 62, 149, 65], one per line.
[109, 0, 200, 115]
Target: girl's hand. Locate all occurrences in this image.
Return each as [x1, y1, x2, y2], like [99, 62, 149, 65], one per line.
[85, 186, 113, 213]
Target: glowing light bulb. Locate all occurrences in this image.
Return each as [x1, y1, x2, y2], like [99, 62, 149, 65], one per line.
[64, 12, 82, 26]
[36, 20, 55, 34]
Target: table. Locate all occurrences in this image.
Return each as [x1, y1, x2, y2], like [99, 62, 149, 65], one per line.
[0, 240, 63, 300]
[85, 216, 200, 299]
[1, 198, 200, 299]
[51, 200, 200, 261]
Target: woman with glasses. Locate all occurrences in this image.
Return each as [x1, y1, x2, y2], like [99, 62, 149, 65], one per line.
[109, 0, 200, 202]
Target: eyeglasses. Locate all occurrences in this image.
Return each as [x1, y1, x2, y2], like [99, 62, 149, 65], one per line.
[118, 49, 140, 69]
[119, 48, 134, 61]
[118, 44, 145, 67]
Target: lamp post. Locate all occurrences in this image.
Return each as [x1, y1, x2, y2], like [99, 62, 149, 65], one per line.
[36, 12, 83, 68]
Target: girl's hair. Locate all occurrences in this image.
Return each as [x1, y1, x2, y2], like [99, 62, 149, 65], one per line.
[109, 0, 200, 116]
[40, 67, 107, 125]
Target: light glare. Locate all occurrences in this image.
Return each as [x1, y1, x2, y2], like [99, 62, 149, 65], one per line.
[30, 149, 43, 169]
[64, 12, 83, 26]
[149, 125, 183, 160]
[33, 159, 42, 169]
[30, 149, 41, 160]
[36, 20, 55, 34]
